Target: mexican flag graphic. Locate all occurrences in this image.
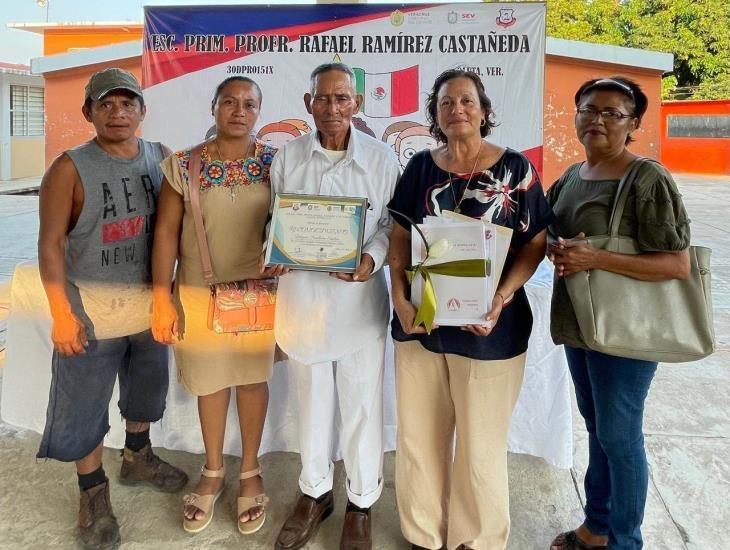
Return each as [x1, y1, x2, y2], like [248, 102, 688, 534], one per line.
[353, 65, 419, 118]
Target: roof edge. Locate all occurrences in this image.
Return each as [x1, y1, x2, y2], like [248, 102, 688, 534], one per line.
[8, 21, 142, 35]
[31, 40, 142, 74]
[547, 37, 673, 73]
[662, 99, 730, 105]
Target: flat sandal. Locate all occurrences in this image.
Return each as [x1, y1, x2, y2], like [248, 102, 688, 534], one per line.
[550, 530, 608, 550]
[237, 466, 269, 535]
[182, 464, 225, 534]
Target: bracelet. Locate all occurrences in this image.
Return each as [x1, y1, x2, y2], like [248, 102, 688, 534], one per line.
[495, 291, 506, 303]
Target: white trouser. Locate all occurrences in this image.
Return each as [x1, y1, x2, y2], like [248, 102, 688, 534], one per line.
[288, 334, 386, 508]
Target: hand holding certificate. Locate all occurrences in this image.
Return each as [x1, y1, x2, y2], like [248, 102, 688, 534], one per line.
[264, 194, 367, 273]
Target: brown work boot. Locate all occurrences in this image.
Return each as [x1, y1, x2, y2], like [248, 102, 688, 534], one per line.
[78, 480, 121, 550]
[119, 443, 188, 493]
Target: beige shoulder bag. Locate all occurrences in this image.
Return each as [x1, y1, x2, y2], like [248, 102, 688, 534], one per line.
[564, 158, 715, 363]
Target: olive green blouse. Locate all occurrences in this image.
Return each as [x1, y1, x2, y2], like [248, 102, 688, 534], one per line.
[546, 160, 691, 349]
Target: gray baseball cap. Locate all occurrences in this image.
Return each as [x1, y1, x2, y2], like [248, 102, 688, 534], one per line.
[84, 68, 143, 102]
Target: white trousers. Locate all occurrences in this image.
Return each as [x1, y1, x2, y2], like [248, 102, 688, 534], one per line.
[288, 334, 386, 508]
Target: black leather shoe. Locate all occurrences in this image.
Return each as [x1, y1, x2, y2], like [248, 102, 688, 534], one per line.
[275, 491, 334, 550]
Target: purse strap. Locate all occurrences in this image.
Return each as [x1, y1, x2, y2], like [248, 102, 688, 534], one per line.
[607, 157, 647, 237]
[187, 141, 216, 284]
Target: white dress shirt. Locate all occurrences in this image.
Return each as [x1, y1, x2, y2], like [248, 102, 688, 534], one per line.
[270, 125, 400, 363]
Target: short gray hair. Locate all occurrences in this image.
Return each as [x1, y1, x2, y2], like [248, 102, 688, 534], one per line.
[309, 63, 357, 96]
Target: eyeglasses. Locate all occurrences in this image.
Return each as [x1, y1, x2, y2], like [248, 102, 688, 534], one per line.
[576, 107, 635, 122]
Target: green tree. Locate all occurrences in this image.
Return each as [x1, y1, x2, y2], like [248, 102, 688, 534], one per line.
[545, 0, 623, 45]
[542, 0, 730, 100]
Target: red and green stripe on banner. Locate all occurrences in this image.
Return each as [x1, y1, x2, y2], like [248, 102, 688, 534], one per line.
[353, 65, 419, 118]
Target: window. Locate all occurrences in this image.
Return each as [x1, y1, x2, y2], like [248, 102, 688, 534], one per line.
[10, 85, 45, 136]
[667, 114, 730, 138]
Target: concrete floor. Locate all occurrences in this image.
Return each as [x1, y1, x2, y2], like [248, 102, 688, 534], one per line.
[0, 174, 728, 550]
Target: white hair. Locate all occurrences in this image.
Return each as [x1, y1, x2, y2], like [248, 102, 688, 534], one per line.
[309, 63, 357, 96]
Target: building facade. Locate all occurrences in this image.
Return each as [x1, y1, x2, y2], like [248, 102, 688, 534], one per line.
[0, 62, 45, 180]
[660, 100, 730, 175]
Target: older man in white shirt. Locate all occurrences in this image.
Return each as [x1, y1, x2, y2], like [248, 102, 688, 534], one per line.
[267, 63, 399, 550]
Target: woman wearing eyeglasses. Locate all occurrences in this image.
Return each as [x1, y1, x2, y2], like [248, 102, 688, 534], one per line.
[547, 77, 690, 550]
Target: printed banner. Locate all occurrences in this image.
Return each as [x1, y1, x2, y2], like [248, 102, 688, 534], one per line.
[142, 3, 545, 173]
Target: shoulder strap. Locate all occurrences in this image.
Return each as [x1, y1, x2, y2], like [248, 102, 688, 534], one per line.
[607, 157, 645, 237]
[188, 141, 215, 283]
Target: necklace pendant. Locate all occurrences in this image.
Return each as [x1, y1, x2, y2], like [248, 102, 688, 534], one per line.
[454, 206, 461, 214]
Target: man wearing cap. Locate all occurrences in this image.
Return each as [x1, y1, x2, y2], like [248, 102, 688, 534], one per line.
[37, 67, 187, 550]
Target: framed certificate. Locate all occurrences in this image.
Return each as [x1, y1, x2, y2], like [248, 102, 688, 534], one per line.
[265, 194, 367, 273]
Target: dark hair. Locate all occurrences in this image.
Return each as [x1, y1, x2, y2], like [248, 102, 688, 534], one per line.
[426, 69, 496, 144]
[574, 76, 648, 144]
[211, 77, 262, 110]
[84, 89, 145, 111]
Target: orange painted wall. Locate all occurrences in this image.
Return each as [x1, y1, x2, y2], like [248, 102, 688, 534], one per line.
[544, 56, 663, 186]
[660, 100, 730, 175]
[44, 28, 143, 56]
[44, 59, 142, 164]
[43, 53, 666, 187]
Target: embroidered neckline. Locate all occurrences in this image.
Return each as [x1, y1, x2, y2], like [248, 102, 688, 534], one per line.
[177, 141, 275, 194]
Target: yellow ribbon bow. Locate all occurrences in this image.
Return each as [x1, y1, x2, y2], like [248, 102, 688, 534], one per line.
[406, 253, 490, 334]
[387, 207, 490, 335]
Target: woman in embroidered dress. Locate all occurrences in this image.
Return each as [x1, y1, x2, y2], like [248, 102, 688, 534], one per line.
[387, 69, 554, 549]
[151, 77, 276, 535]
[547, 77, 690, 550]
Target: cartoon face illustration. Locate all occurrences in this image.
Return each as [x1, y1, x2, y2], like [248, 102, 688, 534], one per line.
[382, 120, 420, 151]
[352, 116, 376, 138]
[281, 119, 311, 134]
[395, 125, 437, 169]
[256, 122, 301, 148]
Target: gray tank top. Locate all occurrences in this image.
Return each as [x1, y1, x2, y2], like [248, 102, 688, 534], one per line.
[65, 138, 164, 339]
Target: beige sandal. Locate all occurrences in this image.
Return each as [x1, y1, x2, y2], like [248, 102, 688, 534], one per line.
[237, 466, 269, 535]
[182, 464, 225, 533]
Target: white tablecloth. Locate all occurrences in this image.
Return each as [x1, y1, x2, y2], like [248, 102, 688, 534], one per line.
[1, 261, 572, 468]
